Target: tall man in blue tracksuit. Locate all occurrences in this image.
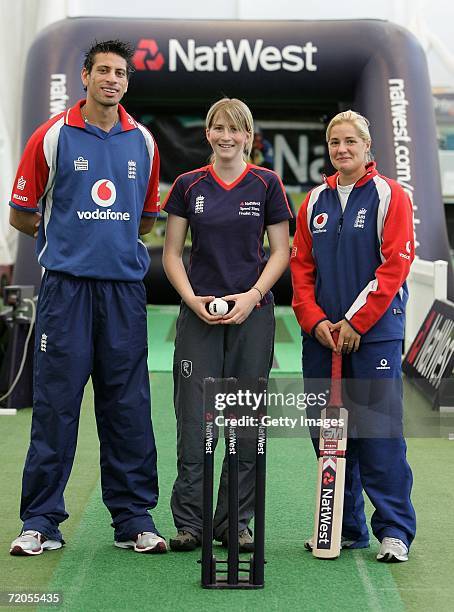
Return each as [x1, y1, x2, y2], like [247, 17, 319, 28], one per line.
[8, 40, 167, 556]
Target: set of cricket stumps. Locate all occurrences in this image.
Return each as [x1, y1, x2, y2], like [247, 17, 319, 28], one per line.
[200, 341, 346, 589]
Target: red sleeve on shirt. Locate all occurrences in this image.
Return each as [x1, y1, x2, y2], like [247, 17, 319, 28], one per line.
[290, 191, 328, 334]
[142, 134, 161, 216]
[10, 123, 52, 211]
[346, 180, 415, 334]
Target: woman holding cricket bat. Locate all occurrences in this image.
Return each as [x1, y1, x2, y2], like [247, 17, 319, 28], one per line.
[290, 110, 416, 562]
[162, 98, 292, 552]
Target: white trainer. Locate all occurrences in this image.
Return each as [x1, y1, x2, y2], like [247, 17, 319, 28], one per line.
[114, 532, 168, 554]
[10, 530, 63, 556]
[376, 537, 408, 562]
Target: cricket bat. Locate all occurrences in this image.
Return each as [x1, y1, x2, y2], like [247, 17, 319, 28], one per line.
[312, 333, 348, 559]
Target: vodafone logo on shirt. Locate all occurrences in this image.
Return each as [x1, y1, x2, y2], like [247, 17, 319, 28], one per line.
[76, 179, 130, 221]
[313, 213, 328, 230]
[91, 179, 116, 207]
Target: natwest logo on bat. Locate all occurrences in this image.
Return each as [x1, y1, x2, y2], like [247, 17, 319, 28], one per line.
[134, 38, 318, 73]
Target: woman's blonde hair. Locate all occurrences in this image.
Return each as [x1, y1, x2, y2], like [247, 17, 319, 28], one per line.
[326, 110, 373, 162]
[206, 98, 254, 162]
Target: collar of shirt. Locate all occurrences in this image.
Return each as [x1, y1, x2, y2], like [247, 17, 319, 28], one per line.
[64, 99, 138, 132]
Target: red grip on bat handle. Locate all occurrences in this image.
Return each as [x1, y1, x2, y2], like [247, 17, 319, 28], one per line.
[330, 330, 342, 406]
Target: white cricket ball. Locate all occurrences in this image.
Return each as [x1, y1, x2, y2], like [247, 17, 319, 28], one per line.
[208, 298, 229, 316]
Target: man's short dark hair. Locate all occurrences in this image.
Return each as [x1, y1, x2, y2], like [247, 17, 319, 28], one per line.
[83, 40, 135, 79]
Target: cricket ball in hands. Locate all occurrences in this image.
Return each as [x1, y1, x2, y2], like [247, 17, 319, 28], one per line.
[208, 298, 229, 316]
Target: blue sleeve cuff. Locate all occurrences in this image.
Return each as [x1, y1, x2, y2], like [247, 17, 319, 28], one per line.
[161, 208, 188, 219]
[310, 317, 328, 337]
[344, 317, 362, 335]
[9, 201, 39, 212]
[266, 213, 293, 225]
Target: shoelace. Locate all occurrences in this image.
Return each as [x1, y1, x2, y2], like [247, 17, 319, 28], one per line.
[384, 537, 407, 550]
[21, 530, 41, 539]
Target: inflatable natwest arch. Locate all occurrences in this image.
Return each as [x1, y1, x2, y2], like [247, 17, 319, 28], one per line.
[14, 17, 454, 298]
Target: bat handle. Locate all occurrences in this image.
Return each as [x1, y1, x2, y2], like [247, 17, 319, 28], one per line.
[330, 331, 342, 406]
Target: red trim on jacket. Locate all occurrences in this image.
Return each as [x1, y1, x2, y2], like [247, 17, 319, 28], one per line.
[290, 188, 329, 334]
[346, 176, 414, 334]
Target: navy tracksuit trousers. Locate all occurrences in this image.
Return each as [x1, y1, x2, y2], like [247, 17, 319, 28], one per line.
[170, 302, 275, 539]
[303, 336, 416, 548]
[20, 272, 159, 542]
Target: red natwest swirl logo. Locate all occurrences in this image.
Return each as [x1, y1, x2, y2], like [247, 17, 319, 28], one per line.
[91, 179, 116, 207]
[133, 39, 165, 71]
[313, 213, 328, 229]
[322, 470, 335, 485]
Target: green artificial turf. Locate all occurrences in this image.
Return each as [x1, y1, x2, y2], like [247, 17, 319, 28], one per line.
[0, 383, 100, 605]
[147, 305, 302, 374]
[38, 373, 405, 612]
[1, 340, 454, 610]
